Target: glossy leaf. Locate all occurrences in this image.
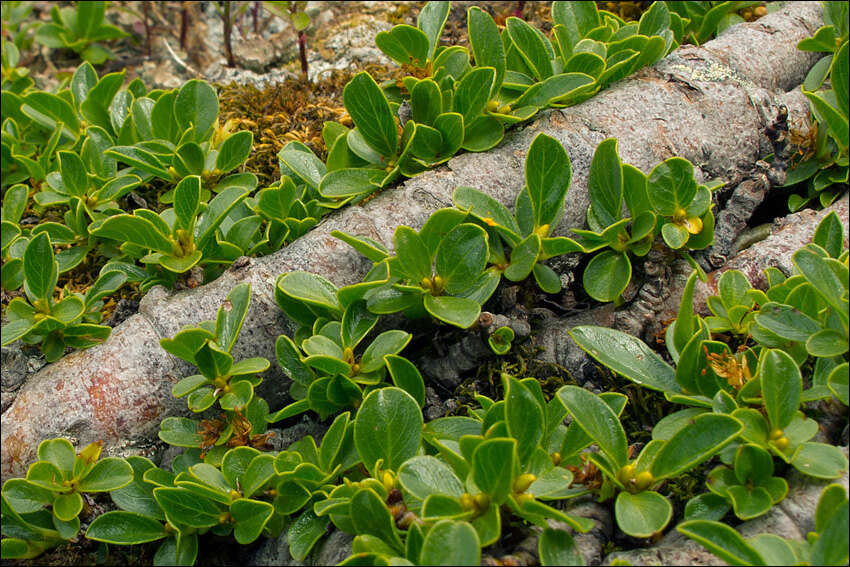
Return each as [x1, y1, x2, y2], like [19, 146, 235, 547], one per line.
[615, 491, 672, 538]
[354, 387, 422, 471]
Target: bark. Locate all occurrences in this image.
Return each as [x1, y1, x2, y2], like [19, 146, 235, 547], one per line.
[1, 2, 826, 479]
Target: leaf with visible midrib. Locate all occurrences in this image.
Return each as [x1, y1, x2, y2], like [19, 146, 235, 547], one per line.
[354, 387, 422, 471]
[343, 72, 397, 159]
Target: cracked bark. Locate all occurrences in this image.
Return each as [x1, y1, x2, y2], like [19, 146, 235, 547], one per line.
[1, 2, 828, 479]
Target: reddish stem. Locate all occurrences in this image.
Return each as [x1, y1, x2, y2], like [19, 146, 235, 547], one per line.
[223, 1, 235, 67]
[142, 1, 151, 58]
[513, 0, 526, 19]
[298, 30, 308, 78]
[179, 2, 188, 50]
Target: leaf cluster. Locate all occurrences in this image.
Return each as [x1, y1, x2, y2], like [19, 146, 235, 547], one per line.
[34, 1, 128, 65]
[785, 3, 849, 211]
[574, 138, 718, 302]
[569, 211, 848, 532]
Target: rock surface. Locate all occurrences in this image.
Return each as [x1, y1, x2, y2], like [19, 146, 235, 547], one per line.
[0, 3, 827, 482]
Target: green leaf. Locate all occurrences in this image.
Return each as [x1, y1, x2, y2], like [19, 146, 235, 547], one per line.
[340, 300, 377, 351]
[85, 511, 168, 544]
[583, 250, 631, 303]
[504, 234, 541, 282]
[319, 167, 385, 199]
[158, 417, 203, 448]
[385, 355, 426, 408]
[175, 79, 218, 141]
[23, 232, 57, 308]
[453, 66, 496, 124]
[753, 302, 820, 343]
[423, 294, 481, 328]
[53, 492, 83, 521]
[108, 456, 163, 519]
[288, 509, 329, 561]
[78, 457, 133, 492]
[812, 500, 849, 565]
[394, 226, 431, 283]
[418, 1, 450, 60]
[343, 72, 397, 159]
[539, 526, 583, 566]
[684, 492, 731, 522]
[525, 133, 571, 229]
[467, 7, 505, 96]
[435, 223, 488, 294]
[506, 17, 554, 80]
[793, 245, 849, 324]
[278, 141, 327, 190]
[215, 282, 251, 353]
[813, 211, 845, 258]
[277, 271, 341, 315]
[453, 186, 520, 241]
[57, 151, 88, 197]
[828, 363, 849, 405]
[661, 222, 689, 249]
[420, 520, 480, 566]
[557, 385, 628, 468]
[219, 380, 254, 411]
[354, 387, 423, 471]
[153, 487, 222, 528]
[461, 115, 504, 152]
[727, 485, 774, 520]
[615, 491, 672, 538]
[759, 349, 802, 431]
[677, 520, 766, 565]
[351, 487, 403, 552]
[94, 214, 175, 254]
[194, 341, 233, 380]
[651, 414, 742, 480]
[231, 498, 273, 544]
[587, 138, 623, 230]
[360, 330, 411, 373]
[831, 41, 848, 119]
[807, 329, 848, 357]
[375, 25, 429, 67]
[398, 455, 464, 503]
[216, 131, 253, 172]
[472, 438, 516, 505]
[791, 442, 848, 479]
[105, 145, 170, 178]
[173, 176, 200, 233]
[505, 377, 544, 464]
[570, 326, 680, 394]
[647, 157, 697, 217]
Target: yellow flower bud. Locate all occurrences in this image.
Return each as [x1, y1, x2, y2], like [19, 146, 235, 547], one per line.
[382, 471, 395, 492]
[513, 473, 537, 494]
[474, 492, 490, 512]
[486, 100, 499, 112]
[773, 436, 789, 450]
[683, 215, 703, 234]
[551, 452, 562, 466]
[460, 493, 475, 511]
[768, 428, 783, 440]
[633, 471, 654, 492]
[420, 277, 433, 290]
[514, 492, 534, 505]
[618, 464, 636, 485]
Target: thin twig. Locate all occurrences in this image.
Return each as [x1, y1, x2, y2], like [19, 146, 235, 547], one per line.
[162, 37, 200, 76]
